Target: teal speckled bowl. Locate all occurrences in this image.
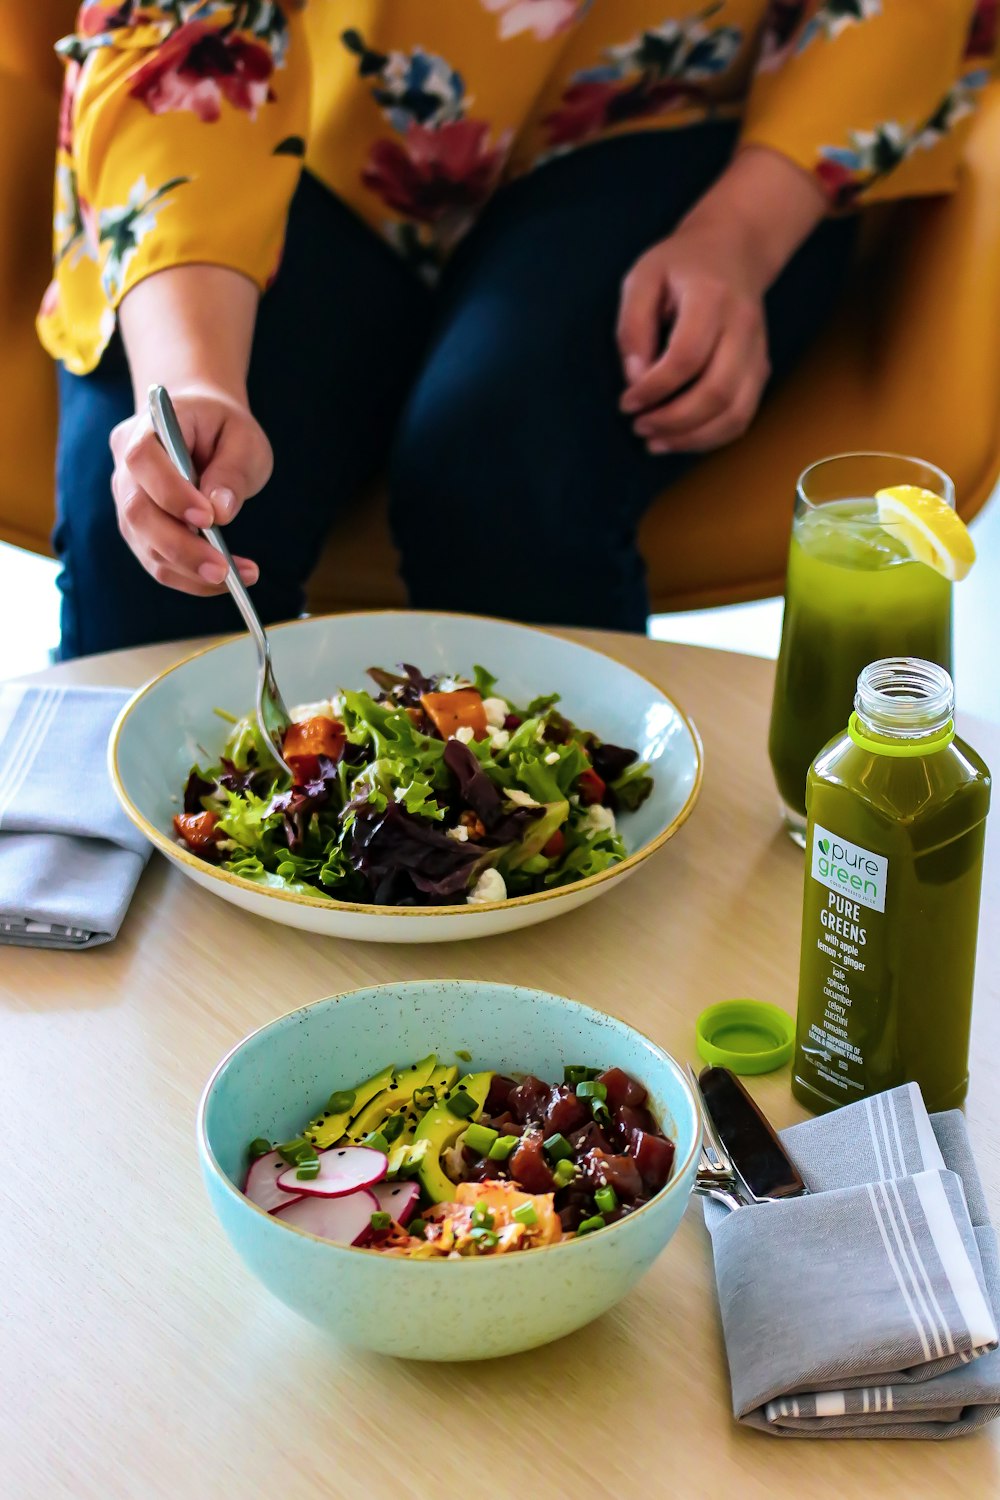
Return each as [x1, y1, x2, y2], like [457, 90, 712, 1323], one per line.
[197, 982, 701, 1361]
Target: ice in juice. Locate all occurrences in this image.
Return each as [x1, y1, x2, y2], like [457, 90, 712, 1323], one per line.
[769, 499, 952, 826]
[792, 659, 990, 1115]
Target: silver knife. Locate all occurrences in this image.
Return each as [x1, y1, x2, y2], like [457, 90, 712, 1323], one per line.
[697, 1065, 809, 1207]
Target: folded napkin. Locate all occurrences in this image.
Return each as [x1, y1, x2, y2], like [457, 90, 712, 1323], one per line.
[706, 1083, 1000, 1438]
[0, 685, 151, 949]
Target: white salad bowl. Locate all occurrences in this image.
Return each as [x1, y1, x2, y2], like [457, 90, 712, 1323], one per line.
[110, 611, 702, 942]
[197, 981, 702, 1361]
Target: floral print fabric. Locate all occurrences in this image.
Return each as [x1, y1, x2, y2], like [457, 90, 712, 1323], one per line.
[39, 0, 991, 374]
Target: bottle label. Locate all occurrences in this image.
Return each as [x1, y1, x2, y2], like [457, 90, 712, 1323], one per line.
[809, 823, 888, 913]
[799, 824, 889, 1101]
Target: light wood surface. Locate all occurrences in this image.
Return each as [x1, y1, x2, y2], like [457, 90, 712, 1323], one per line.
[3, 631, 998, 1500]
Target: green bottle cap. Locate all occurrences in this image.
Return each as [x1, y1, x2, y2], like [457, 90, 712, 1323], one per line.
[695, 1000, 795, 1076]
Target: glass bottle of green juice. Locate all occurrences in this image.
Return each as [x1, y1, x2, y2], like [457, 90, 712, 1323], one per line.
[792, 658, 991, 1115]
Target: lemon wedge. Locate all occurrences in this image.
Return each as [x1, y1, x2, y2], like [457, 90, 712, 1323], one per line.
[875, 485, 976, 581]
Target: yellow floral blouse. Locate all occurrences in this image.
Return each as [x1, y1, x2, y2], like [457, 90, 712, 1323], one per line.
[39, 0, 993, 375]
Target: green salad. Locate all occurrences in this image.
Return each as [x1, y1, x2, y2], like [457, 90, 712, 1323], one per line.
[174, 663, 653, 907]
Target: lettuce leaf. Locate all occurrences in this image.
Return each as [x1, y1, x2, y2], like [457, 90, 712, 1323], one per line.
[472, 664, 497, 698]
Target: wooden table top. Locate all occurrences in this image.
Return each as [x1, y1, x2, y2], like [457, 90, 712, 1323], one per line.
[4, 631, 998, 1499]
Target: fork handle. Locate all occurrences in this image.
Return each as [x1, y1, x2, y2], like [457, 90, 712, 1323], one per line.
[147, 385, 272, 664]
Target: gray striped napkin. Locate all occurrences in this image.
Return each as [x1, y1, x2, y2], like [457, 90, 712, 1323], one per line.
[0, 685, 150, 949]
[706, 1084, 1000, 1438]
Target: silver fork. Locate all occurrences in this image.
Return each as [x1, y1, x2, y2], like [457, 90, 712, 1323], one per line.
[148, 385, 293, 779]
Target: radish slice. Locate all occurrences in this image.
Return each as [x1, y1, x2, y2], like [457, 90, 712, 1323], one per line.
[273, 1188, 378, 1246]
[276, 1146, 388, 1199]
[371, 1180, 420, 1226]
[243, 1150, 306, 1214]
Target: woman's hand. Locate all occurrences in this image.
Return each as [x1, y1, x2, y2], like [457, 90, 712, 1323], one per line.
[114, 264, 267, 594]
[617, 146, 827, 455]
[110, 389, 271, 594]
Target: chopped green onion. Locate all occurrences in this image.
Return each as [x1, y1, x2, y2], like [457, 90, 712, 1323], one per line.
[488, 1134, 519, 1162]
[326, 1089, 356, 1114]
[370, 1212, 392, 1231]
[543, 1132, 573, 1163]
[592, 1100, 611, 1124]
[471, 1228, 499, 1251]
[275, 1137, 316, 1168]
[409, 1217, 427, 1238]
[413, 1086, 437, 1112]
[471, 1204, 495, 1230]
[464, 1122, 499, 1156]
[564, 1065, 600, 1087]
[553, 1159, 577, 1188]
[382, 1112, 405, 1144]
[248, 1138, 272, 1160]
[576, 1214, 606, 1236]
[454, 1049, 472, 1062]
[444, 1089, 477, 1119]
[512, 1203, 538, 1226]
[575, 1080, 607, 1101]
[594, 1186, 618, 1215]
[295, 1162, 321, 1181]
[362, 1130, 389, 1154]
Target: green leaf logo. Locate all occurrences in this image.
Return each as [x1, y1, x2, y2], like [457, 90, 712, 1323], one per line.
[818, 838, 830, 855]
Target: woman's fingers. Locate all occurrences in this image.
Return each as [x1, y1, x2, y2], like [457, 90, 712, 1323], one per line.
[620, 278, 724, 415]
[648, 372, 766, 455]
[109, 394, 271, 596]
[633, 316, 768, 444]
[615, 256, 666, 385]
[198, 418, 273, 522]
[111, 421, 213, 527]
[115, 474, 259, 590]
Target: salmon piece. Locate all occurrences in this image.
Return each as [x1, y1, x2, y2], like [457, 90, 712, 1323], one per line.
[420, 689, 488, 741]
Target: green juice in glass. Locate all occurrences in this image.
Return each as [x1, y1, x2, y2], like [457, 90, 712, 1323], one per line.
[792, 659, 991, 1115]
[769, 496, 952, 838]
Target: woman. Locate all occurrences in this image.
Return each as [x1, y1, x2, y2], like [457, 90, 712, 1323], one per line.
[40, 1, 989, 656]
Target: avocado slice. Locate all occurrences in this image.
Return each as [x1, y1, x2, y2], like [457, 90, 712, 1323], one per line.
[413, 1071, 493, 1203]
[347, 1053, 438, 1141]
[502, 799, 569, 871]
[305, 1062, 395, 1149]
[381, 1064, 459, 1165]
[422, 1062, 459, 1099]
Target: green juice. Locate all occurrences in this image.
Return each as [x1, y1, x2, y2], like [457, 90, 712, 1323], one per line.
[792, 660, 991, 1115]
[769, 500, 952, 824]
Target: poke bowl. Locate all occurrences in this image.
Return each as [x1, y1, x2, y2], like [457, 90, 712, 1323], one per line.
[109, 611, 702, 942]
[197, 981, 702, 1361]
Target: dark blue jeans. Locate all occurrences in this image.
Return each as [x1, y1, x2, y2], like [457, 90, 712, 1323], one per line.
[55, 125, 856, 657]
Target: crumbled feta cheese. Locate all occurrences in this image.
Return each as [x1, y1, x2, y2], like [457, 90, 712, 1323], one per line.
[467, 868, 507, 905]
[489, 728, 510, 751]
[436, 676, 468, 693]
[482, 696, 509, 728]
[544, 750, 560, 765]
[289, 697, 342, 721]
[505, 787, 540, 808]
[451, 726, 475, 745]
[581, 804, 616, 837]
[447, 825, 470, 842]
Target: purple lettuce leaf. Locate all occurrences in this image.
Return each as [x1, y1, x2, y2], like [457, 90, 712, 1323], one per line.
[590, 742, 638, 783]
[349, 801, 484, 903]
[267, 756, 340, 851]
[183, 768, 219, 814]
[443, 739, 543, 843]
